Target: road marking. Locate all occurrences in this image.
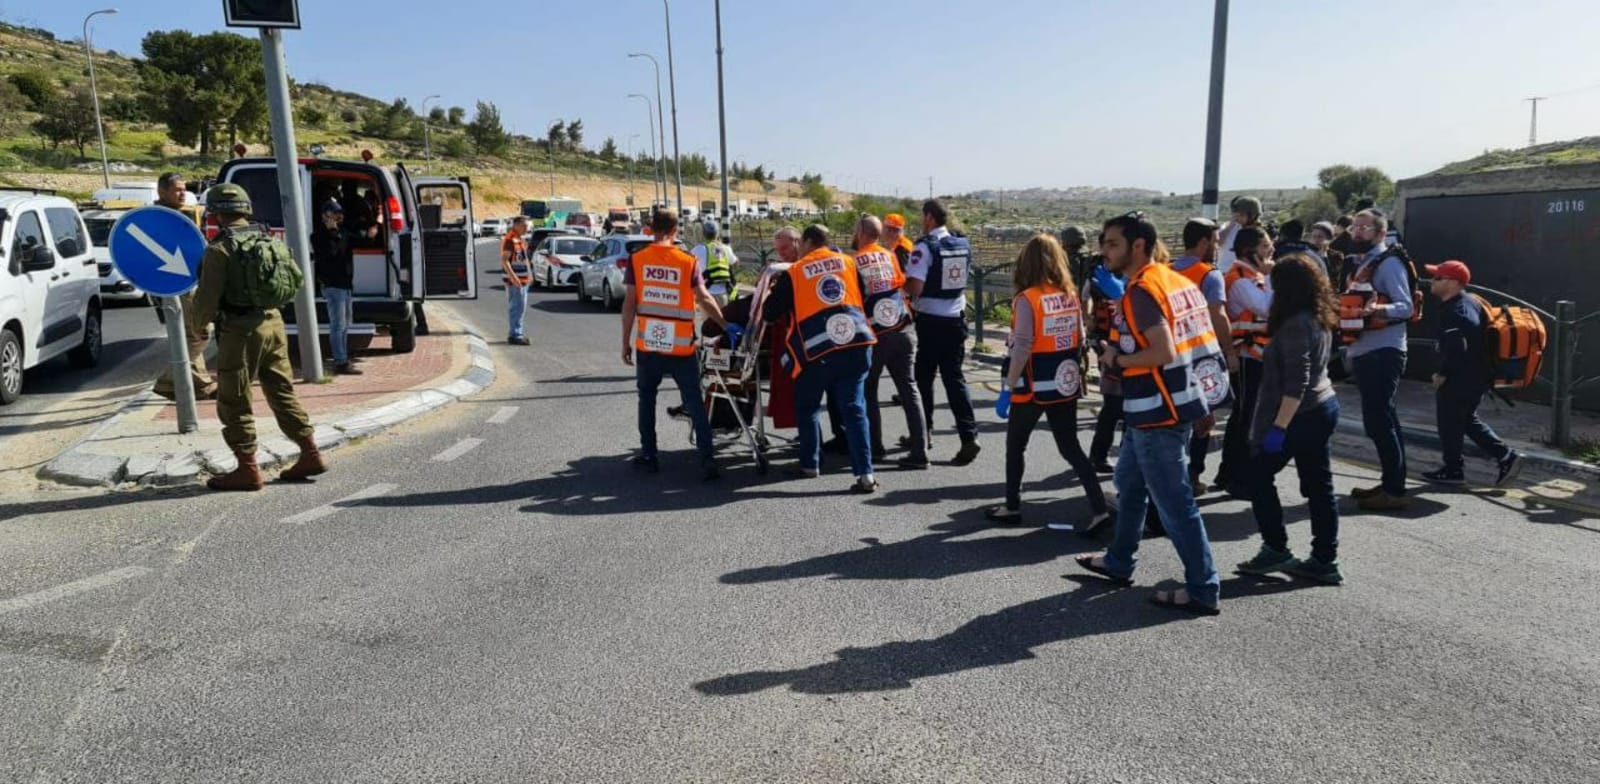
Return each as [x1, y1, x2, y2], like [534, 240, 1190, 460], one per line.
[0, 566, 153, 616]
[281, 483, 397, 525]
[431, 438, 484, 463]
[486, 406, 518, 424]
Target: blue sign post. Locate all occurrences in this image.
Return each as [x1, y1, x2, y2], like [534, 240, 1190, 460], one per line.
[109, 206, 209, 433]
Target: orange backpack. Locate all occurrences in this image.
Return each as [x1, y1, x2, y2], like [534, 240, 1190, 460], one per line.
[1473, 295, 1547, 390]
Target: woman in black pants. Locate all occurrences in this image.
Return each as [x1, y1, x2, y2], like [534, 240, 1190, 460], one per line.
[1235, 253, 1344, 584]
[988, 235, 1111, 531]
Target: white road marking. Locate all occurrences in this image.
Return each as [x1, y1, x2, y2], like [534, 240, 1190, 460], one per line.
[0, 566, 154, 616]
[486, 406, 518, 424]
[281, 483, 397, 525]
[431, 438, 484, 463]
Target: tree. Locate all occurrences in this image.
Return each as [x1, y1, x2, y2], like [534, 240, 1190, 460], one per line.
[137, 30, 266, 154]
[466, 101, 509, 155]
[297, 105, 326, 128]
[447, 106, 465, 126]
[1317, 164, 1394, 210]
[33, 86, 103, 157]
[9, 70, 55, 111]
[428, 106, 446, 124]
[565, 118, 583, 149]
[0, 80, 28, 135]
[803, 180, 832, 214]
[598, 136, 618, 161]
[363, 98, 416, 139]
[442, 134, 469, 158]
[1291, 189, 1342, 225]
[547, 119, 566, 149]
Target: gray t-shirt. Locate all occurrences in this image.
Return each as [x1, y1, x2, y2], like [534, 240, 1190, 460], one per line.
[1251, 310, 1336, 446]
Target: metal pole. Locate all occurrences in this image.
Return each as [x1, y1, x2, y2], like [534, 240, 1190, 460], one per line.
[630, 94, 660, 208]
[627, 133, 638, 205]
[421, 94, 440, 172]
[163, 296, 199, 433]
[82, 8, 117, 190]
[1527, 97, 1544, 147]
[661, 1, 684, 214]
[973, 268, 985, 346]
[1199, 0, 1230, 221]
[1551, 300, 1575, 447]
[715, 0, 731, 238]
[259, 28, 322, 381]
[629, 54, 668, 207]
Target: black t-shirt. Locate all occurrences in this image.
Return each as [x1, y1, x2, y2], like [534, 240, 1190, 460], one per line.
[311, 228, 355, 289]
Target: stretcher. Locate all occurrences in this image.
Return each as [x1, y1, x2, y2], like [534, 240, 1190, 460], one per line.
[688, 266, 789, 473]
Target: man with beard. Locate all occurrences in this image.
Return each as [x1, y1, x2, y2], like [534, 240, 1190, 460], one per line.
[1341, 209, 1416, 511]
[1169, 218, 1231, 496]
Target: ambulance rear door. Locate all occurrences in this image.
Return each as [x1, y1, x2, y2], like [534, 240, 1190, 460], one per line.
[407, 172, 478, 300]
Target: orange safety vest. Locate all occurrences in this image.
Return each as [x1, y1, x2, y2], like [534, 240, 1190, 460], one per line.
[1011, 284, 1084, 405]
[1172, 257, 1216, 289]
[1338, 251, 1423, 345]
[1120, 263, 1230, 429]
[502, 233, 531, 286]
[781, 248, 877, 377]
[853, 243, 912, 334]
[630, 243, 699, 357]
[1224, 262, 1271, 360]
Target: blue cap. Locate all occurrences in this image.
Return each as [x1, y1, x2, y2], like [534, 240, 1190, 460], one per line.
[321, 199, 343, 214]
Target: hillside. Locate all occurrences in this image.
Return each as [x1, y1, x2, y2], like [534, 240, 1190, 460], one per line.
[1426, 137, 1600, 177]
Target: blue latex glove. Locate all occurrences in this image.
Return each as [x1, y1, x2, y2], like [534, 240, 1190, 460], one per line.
[1092, 265, 1125, 299]
[994, 389, 1012, 420]
[1263, 426, 1287, 455]
[722, 323, 745, 347]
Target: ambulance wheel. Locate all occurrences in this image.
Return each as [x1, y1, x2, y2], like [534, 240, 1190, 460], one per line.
[391, 314, 417, 354]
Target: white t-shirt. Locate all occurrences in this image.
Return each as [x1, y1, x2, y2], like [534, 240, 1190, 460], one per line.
[903, 226, 965, 318]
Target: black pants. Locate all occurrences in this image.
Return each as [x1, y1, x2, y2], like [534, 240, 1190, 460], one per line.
[1004, 400, 1107, 513]
[914, 314, 978, 442]
[1250, 397, 1341, 562]
[1437, 384, 1511, 470]
[1216, 358, 1263, 486]
[1089, 392, 1123, 465]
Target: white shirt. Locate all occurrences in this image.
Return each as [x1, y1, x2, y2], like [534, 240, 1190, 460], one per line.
[1215, 222, 1242, 275]
[904, 226, 965, 318]
[1225, 263, 1274, 320]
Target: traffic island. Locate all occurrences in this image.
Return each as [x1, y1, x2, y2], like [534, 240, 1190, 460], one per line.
[39, 309, 495, 488]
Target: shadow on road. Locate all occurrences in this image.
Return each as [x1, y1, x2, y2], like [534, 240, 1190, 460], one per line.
[0, 485, 209, 523]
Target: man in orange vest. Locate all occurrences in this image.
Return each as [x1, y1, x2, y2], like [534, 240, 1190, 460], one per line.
[1169, 217, 1231, 496]
[1076, 213, 1228, 615]
[853, 215, 927, 469]
[620, 208, 732, 480]
[500, 217, 533, 346]
[763, 224, 880, 492]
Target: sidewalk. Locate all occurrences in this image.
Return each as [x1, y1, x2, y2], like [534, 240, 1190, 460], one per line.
[965, 323, 1600, 508]
[40, 309, 495, 488]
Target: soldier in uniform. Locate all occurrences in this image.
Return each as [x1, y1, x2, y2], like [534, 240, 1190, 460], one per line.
[152, 172, 218, 401]
[191, 183, 327, 491]
[1060, 224, 1096, 291]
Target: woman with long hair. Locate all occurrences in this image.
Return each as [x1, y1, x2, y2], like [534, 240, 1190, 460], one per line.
[988, 234, 1111, 529]
[1235, 253, 1344, 584]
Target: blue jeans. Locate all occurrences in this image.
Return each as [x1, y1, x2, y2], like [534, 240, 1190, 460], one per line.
[507, 281, 529, 339]
[1437, 385, 1511, 470]
[1250, 397, 1340, 562]
[1104, 423, 1220, 607]
[324, 286, 353, 365]
[1354, 348, 1407, 495]
[795, 346, 874, 476]
[637, 352, 713, 464]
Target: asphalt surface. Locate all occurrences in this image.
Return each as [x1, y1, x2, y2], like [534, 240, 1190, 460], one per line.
[2, 237, 1597, 782]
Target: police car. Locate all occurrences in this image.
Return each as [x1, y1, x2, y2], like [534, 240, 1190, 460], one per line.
[213, 153, 479, 352]
[0, 189, 103, 404]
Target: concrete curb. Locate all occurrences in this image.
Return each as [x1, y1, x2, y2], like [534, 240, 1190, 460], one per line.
[38, 329, 496, 489]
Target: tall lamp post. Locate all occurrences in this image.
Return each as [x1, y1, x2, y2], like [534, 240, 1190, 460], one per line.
[628, 52, 671, 207]
[714, 0, 731, 238]
[627, 133, 640, 206]
[1199, 0, 1230, 220]
[82, 8, 118, 190]
[420, 94, 440, 172]
[628, 93, 662, 208]
[659, 1, 684, 215]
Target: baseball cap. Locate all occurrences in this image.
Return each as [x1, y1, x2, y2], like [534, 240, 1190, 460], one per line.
[1424, 260, 1471, 284]
[320, 199, 343, 214]
[883, 213, 906, 229]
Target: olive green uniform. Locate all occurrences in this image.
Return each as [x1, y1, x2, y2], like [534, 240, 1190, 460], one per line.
[191, 217, 314, 456]
[152, 291, 217, 399]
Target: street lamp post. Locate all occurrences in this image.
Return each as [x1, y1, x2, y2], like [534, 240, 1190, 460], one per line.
[714, 0, 731, 237]
[421, 94, 440, 172]
[660, 1, 685, 215]
[628, 93, 662, 208]
[1199, 0, 1230, 220]
[627, 133, 640, 206]
[628, 52, 670, 208]
[82, 8, 117, 190]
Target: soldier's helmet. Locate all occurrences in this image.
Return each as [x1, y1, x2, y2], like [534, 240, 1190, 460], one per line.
[205, 183, 253, 215]
[1060, 225, 1087, 247]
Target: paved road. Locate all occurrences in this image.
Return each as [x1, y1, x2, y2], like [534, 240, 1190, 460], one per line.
[2, 239, 1597, 782]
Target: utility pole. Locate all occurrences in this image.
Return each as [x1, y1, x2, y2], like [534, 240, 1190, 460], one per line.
[82, 8, 118, 190]
[1526, 96, 1545, 147]
[662, 0, 685, 213]
[258, 27, 322, 380]
[1199, 0, 1230, 220]
[627, 134, 639, 205]
[628, 53, 669, 207]
[714, 0, 731, 240]
[928, 176, 933, 200]
[629, 93, 661, 208]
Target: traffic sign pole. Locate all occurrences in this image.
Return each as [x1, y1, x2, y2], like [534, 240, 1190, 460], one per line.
[163, 296, 200, 434]
[259, 26, 322, 383]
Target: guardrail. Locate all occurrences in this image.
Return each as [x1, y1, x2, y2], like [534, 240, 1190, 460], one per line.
[1458, 282, 1600, 448]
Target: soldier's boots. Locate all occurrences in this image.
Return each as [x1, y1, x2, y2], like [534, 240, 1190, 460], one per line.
[207, 451, 264, 492]
[279, 437, 327, 482]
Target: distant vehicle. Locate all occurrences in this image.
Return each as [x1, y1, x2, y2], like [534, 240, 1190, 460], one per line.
[0, 189, 103, 405]
[565, 212, 604, 237]
[214, 156, 478, 353]
[731, 199, 753, 221]
[478, 217, 506, 237]
[700, 199, 718, 219]
[531, 235, 599, 289]
[606, 208, 631, 234]
[521, 197, 583, 228]
[577, 234, 687, 311]
[79, 207, 146, 303]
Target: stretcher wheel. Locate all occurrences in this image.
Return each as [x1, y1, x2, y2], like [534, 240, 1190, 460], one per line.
[756, 454, 770, 475]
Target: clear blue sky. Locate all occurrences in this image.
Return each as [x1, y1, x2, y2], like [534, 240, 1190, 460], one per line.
[13, 0, 1600, 196]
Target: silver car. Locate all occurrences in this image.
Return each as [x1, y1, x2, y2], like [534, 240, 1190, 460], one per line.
[531, 235, 599, 289]
[81, 208, 146, 303]
[577, 234, 688, 311]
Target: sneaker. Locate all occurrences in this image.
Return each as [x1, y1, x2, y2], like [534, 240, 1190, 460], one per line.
[896, 454, 931, 470]
[1357, 492, 1411, 512]
[1284, 556, 1344, 585]
[508, 336, 530, 346]
[667, 405, 689, 421]
[951, 440, 982, 466]
[1350, 484, 1385, 500]
[1495, 452, 1523, 487]
[1421, 466, 1466, 485]
[334, 363, 364, 376]
[851, 475, 880, 494]
[1235, 544, 1295, 575]
[784, 464, 820, 479]
[629, 454, 660, 473]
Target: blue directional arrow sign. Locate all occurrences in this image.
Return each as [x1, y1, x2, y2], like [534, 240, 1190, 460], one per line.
[108, 206, 208, 297]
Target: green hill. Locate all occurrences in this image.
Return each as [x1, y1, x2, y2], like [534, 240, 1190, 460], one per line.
[1425, 137, 1600, 177]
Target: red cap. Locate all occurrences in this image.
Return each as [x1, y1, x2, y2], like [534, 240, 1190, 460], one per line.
[883, 213, 906, 229]
[1424, 260, 1471, 284]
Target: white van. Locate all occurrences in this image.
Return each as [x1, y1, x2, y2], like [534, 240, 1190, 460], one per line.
[0, 189, 103, 404]
[214, 156, 478, 352]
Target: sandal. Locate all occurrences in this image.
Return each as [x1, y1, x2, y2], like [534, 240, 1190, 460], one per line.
[985, 505, 1023, 524]
[1149, 589, 1220, 616]
[1074, 554, 1133, 587]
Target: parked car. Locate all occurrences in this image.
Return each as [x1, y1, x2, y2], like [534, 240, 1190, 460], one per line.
[564, 212, 605, 237]
[531, 235, 599, 289]
[577, 234, 687, 311]
[0, 189, 103, 405]
[478, 217, 506, 237]
[79, 207, 147, 304]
